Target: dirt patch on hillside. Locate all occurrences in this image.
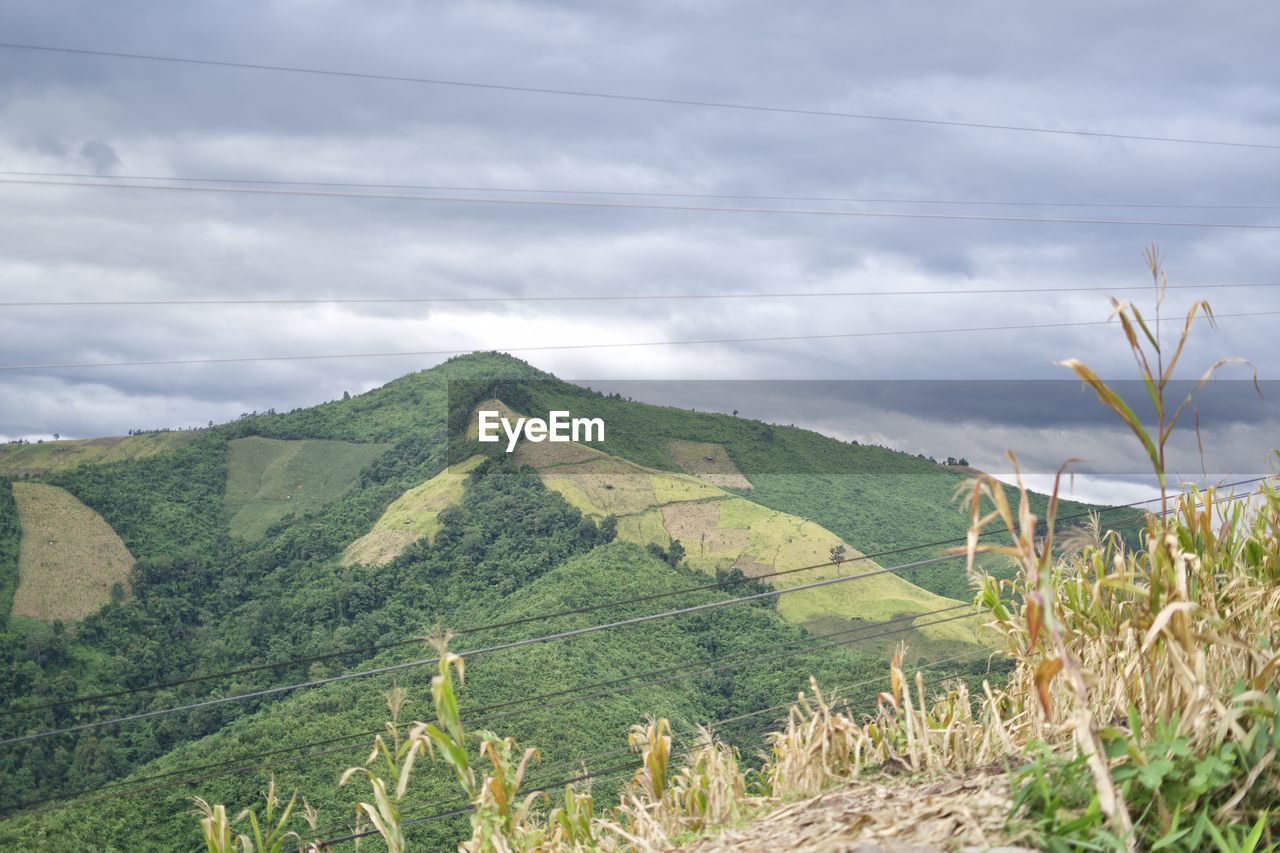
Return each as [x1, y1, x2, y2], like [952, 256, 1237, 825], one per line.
[548, 465, 658, 516]
[685, 767, 1017, 852]
[341, 529, 423, 567]
[732, 554, 774, 578]
[10, 482, 135, 622]
[660, 501, 750, 554]
[513, 439, 606, 469]
[665, 440, 753, 490]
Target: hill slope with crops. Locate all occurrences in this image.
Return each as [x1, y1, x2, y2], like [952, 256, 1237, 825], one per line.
[0, 351, 1099, 849]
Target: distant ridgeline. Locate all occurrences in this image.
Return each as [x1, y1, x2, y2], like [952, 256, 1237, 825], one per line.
[0, 353, 1104, 850]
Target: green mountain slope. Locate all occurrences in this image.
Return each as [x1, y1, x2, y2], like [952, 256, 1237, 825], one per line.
[224, 436, 391, 540]
[1, 462, 929, 851]
[0, 352, 1083, 847]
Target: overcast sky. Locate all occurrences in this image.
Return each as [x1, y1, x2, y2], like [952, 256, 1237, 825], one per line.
[1, 1, 1277, 503]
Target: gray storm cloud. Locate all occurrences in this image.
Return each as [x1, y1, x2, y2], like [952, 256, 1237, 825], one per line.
[1, 0, 1277, 506]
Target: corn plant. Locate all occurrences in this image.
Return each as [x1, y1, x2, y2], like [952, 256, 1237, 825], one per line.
[338, 711, 419, 852]
[963, 252, 1278, 847]
[191, 779, 303, 853]
[603, 717, 758, 848]
[545, 783, 596, 849]
[1059, 243, 1256, 518]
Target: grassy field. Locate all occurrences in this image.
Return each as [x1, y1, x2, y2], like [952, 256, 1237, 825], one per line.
[224, 437, 391, 540]
[10, 482, 135, 622]
[0, 432, 195, 477]
[341, 454, 485, 565]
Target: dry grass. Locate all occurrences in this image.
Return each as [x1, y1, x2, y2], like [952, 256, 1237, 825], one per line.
[10, 482, 134, 621]
[659, 502, 750, 556]
[663, 441, 753, 491]
[342, 456, 485, 566]
[0, 431, 195, 476]
[682, 767, 1013, 852]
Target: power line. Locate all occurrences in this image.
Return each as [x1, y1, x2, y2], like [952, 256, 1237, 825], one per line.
[0, 552, 975, 747]
[1, 606, 978, 816]
[469, 610, 979, 731]
[4, 281, 1280, 309]
[5, 169, 1279, 211]
[1, 43, 1275, 151]
[4, 479, 1263, 720]
[310, 651, 994, 845]
[4, 475, 1251, 750]
[5, 178, 1280, 230]
[459, 605, 976, 725]
[2, 311, 1278, 372]
[3, 489, 1248, 816]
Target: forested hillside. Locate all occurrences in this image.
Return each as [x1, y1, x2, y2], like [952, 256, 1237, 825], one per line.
[0, 353, 1057, 849]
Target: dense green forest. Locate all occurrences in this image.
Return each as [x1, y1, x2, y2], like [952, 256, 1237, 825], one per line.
[0, 481, 18, 627]
[0, 353, 1054, 849]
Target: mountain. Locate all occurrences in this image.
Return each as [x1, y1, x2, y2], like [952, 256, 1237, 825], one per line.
[0, 352, 1088, 849]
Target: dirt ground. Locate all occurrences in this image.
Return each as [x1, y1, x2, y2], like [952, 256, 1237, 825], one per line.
[683, 767, 1023, 853]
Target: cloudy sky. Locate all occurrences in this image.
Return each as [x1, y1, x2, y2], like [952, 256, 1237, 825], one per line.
[1, 1, 1277, 503]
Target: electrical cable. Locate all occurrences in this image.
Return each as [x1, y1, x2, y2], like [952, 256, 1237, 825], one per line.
[3, 281, 1279, 309]
[0, 625, 988, 818]
[3, 312, 1279, 372]
[5, 178, 1280, 230]
[3, 477, 1264, 719]
[1, 43, 1275, 150]
[5, 169, 1280, 211]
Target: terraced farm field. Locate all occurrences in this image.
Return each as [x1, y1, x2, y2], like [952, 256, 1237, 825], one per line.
[342, 454, 485, 565]
[224, 437, 391, 540]
[0, 432, 195, 477]
[347, 426, 983, 644]
[517, 440, 978, 642]
[10, 482, 135, 621]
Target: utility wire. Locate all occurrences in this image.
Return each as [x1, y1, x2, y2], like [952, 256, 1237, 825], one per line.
[455, 604, 975, 724]
[311, 651, 993, 846]
[5, 178, 1280, 230]
[4, 281, 1279, 309]
[1, 605, 973, 813]
[0, 615, 985, 818]
[3, 311, 1279, 372]
[4, 169, 1279, 211]
[1, 43, 1275, 151]
[7, 475, 1249, 751]
[4, 478, 1264, 720]
[469, 610, 978, 730]
[0, 559, 979, 747]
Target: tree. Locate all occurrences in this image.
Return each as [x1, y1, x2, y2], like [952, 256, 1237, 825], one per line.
[829, 544, 846, 571]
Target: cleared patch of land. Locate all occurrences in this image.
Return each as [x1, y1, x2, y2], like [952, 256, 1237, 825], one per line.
[665, 439, 753, 490]
[514, 436, 982, 645]
[341, 455, 484, 566]
[0, 432, 195, 477]
[10, 482, 135, 621]
[348, 399, 984, 644]
[224, 437, 390, 540]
